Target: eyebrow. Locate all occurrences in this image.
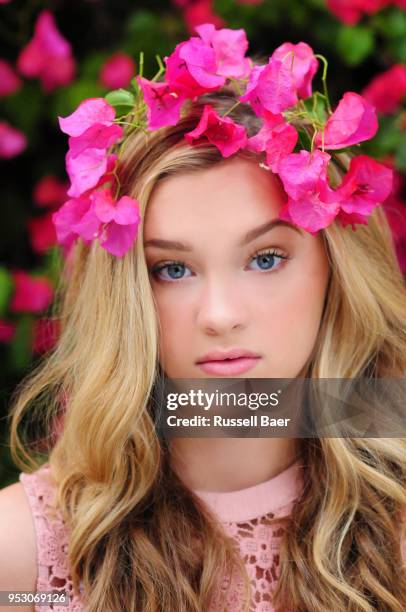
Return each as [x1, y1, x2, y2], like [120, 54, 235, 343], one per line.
[144, 219, 302, 251]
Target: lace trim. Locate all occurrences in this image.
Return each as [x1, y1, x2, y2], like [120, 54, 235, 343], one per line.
[209, 503, 294, 612]
[19, 465, 84, 611]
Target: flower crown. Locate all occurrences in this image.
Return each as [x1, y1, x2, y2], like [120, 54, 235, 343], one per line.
[52, 23, 393, 258]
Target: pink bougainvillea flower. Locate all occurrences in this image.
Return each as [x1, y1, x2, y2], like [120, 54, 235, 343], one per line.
[195, 23, 251, 79]
[99, 52, 135, 89]
[239, 58, 297, 116]
[33, 317, 60, 354]
[0, 121, 27, 158]
[0, 0, 12, 4]
[10, 270, 54, 313]
[185, 104, 247, 157]
[136, 77, 186, 129]
[316, 92, 378, 150]
[362, 64, 406, 115]
[246, 111, 298, 172]
[68, 123, 123, 158]
[271, 42, 318, 99]
[66, 147, 109, 197]
[165, 37, 225, 99]
[0, 320, 16, 343]
[33, 175, 68, 208]
[28, 212, 58, 254]
[277, 150, 341, 232]
[52, 196, 98, 248]
[90, 189, 141, 257]
[0, 59, 22, 97]
[17, 10, 75, 92]
[334, 155, 393, 216]
[59, 98, 116, 137]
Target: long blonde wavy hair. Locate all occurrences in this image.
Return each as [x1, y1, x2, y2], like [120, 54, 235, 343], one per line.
[7, 83, 406, 611]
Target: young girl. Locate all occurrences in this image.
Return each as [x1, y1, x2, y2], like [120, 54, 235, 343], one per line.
[1, 28, 406, 612]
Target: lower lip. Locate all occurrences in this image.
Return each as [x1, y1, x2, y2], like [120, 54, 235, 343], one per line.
[197, 356, 261, 375]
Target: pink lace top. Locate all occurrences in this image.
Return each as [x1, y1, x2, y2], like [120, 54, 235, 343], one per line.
[19, 459, 304, 611]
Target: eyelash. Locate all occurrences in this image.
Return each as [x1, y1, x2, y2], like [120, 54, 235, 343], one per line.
[149, 248, 290, 283]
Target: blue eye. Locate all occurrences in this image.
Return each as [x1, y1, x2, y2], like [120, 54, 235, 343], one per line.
[152, 262, 192, 281]
[249, 250, 287, 271]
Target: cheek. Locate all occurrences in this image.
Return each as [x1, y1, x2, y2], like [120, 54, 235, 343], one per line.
[153, 288, 193, 364]
[253, 251, 329, 375]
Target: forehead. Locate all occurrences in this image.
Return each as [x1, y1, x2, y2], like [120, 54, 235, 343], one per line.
[144, 157, 288, 241]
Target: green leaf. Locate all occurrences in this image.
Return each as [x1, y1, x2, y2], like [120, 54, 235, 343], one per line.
[9, 315, 34, 371]
[105, 89, 135, 108]
[336, 26, 374, 66]
[0, 267, 13, 317]
[395, 135, 406, 172]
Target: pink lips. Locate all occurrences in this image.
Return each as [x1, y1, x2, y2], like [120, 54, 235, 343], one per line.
[196, 348, 261, 376]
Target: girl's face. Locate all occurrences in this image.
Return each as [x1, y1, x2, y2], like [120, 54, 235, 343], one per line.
[144, 156, 330, 378]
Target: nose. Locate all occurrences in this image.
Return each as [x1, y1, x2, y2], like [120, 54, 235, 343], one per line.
[196, 275, 248, 336]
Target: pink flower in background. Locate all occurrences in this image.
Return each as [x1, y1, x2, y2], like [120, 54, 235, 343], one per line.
[195, 23, 251, 79]
[10, 270, 54, 313]
[0, 0, 12, 4]
[0, 320, 15, 343]
[239, 59, 298, 116]
[316, 92, 378, 150]
[99, 52, 135, 89]
[0, 60, 21, 97]
[246, 111, 298, 171]
[0, 121, 27, 158]
[327, 0, 390, 25]
[33, 175, 68, 208]
[271, 42, 318, 99]
[33, 317, 60, 354]
[362, 64, 406, 114]
[28, 212, 58, 254]
[17, 10, 76, 92]
[172, 0, 224, 33]
[185, 103, 247, 157]
[137, 77, 186, 129]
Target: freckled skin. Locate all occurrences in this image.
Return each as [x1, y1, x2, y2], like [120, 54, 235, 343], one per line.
[144, 156, 330, 379]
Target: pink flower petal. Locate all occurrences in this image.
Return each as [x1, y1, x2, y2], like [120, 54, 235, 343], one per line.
[33, 317, 60, 354]
[185, 104, 247, 157]
[0, 320, 16, 343]
[277, 150, 331, 200]
[99, 221, 140, 257]
[317, 92, 378, 150]
[92, 189, 141, 225]
[271, 42, 318, 99]
[195, 23, 251, 79]
[335, 154, 393, 215]
[59, 98, 115, 137]
[239, 57, 297, 116]
[68, 123, 123, 158]
[137, 77, 185, 129]
[66, 148, 108, 197]
[286, 192, 340, 233]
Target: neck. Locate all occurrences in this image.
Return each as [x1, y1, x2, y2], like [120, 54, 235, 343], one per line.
[169, 437, 300, 493]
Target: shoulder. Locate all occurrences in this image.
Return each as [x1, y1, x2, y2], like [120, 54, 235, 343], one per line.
[0, 480, 37, 611]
